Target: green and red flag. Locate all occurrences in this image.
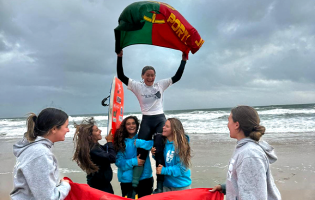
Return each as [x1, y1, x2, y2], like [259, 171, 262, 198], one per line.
[115, 1, 204, 56]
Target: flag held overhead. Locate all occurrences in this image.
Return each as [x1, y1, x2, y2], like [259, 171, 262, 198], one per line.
[115, 1, 204, 56]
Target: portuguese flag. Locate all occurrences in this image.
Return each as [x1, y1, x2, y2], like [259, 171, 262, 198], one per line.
[115, 1, 204, 56]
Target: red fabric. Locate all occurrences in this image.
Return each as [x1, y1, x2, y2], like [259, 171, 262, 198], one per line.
[64, 178, 224, 200]
[151, 12, 191, 56]
[64, 177, 125, 200]
[136, 188, 224, 200]
[153, 3, 204, 55]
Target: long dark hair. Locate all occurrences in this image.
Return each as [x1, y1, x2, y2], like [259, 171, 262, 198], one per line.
[25, 108, 68, 142]
[72, 117, 99, 174]
[168, 118, 191, 168]
[114, 116, 140, 152]
[231, 106, 265, 141]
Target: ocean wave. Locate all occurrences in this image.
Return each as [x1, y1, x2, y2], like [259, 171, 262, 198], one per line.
[167, 111, 229, 121]
[69, 115, 108, 122]
[258, 108, 315, 115]
[1, 105, 314, 139]
[0, 119, 25, 127]
[59, 168, 83, 173]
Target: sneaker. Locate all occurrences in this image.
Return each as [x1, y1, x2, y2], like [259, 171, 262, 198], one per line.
[152, 188, 163, 194]
[132, 189, 137, 199]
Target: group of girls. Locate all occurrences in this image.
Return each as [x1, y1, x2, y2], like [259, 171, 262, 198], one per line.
[113, 116, 191, 198]
[10, 49, 281, 200]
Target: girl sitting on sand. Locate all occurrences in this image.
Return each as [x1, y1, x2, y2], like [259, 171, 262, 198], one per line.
[72, 117, 116, 193]
[151, 118, 192, 192]
[210, 106, 281, 200]
[114, 116, 154, 198]
[11, 108, 71, 200]
[117, 50, 188, 196]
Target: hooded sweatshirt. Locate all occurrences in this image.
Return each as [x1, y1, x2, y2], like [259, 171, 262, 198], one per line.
[225, 138, 281, 200]
[115, 135, 153, 183]
[161, 135, 191, 188]
[10, 136, 70, 200]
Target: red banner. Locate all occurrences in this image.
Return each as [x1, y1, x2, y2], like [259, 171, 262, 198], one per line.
[64, 178, 224, 200]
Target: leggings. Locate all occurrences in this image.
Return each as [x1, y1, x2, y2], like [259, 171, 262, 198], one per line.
[88, 180, 114, 194]
[121, 177, 153, 198]
[137, 114, 166, 181]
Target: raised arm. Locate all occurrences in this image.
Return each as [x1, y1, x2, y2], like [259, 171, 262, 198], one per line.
[171, 53, 187, 84]
[117, 50, 129, 85]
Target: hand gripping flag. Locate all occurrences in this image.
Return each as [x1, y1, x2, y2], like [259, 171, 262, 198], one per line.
[64, 177, 224, 200]
[115, 1, 204, 56]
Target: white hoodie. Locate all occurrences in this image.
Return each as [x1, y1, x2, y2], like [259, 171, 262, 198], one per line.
[225, 138, 281, 200]
[10, 136, 70, 200]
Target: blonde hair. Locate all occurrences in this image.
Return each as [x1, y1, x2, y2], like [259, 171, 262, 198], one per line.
[167, 118, 191, 168]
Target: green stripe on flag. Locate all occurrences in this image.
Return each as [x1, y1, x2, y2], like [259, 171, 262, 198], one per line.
[120, 18, 153, 48]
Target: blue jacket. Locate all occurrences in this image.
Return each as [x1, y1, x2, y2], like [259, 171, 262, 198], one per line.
[161, 135, 191, 188]
[115, 135, 153, 183]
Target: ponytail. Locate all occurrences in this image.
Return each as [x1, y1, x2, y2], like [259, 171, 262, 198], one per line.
[25, 113, 37, 142]
[24, 108, 68, 142]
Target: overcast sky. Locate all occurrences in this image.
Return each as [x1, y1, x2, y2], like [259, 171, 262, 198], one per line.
[1, 0, 314, 118]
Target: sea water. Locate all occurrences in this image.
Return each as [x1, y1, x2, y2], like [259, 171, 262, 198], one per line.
[1, 103, 315, 140]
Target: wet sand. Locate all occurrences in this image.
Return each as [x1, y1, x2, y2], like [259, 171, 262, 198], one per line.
[1, 133, 314, 200]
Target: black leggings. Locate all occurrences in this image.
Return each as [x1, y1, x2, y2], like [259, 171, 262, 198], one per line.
[88, 181, 114, 194]
[121, 177, 153, 198]
[137, 114, 166, 181]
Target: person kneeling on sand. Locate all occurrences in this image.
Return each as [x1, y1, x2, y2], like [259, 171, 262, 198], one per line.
[10, 108, 71, 200]
[72, 117, 116, 194]
[210, 105, 281, 200]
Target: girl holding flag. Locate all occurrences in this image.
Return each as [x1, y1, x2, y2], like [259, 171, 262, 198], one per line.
[117, 50, 187, 196]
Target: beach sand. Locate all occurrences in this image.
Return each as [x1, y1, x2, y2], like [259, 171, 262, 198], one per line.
[1, 133, 314, 200]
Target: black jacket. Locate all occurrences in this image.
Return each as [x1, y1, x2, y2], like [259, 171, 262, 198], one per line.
[87, 142, 116, 187]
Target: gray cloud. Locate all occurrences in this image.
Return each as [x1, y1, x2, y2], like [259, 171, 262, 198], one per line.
[0, 0, 314, 118]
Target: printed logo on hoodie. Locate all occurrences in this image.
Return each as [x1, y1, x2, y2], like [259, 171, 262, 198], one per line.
[227, 159, 235, 180]
[13, 160, 20, 178]
[166, 150, 175, 163]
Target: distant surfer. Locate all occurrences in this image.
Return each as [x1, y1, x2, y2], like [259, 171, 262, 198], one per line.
[116, 49, 187, 197]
